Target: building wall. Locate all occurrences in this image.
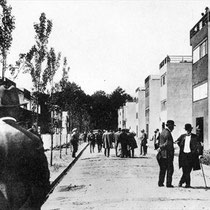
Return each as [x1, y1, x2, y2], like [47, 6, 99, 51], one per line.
[149, 76, 160, 139]
[145, 75, 160, 139]
[160, 64, 167, 128]
[118, 107, 124, 129]
[124, 102, 136, 132]
[190, 15, 210, 150]
[136, 88, 145, 137]
[167, 62, 192, 140]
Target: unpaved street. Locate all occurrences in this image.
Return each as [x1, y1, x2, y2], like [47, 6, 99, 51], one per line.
[42, 146, 210, 210]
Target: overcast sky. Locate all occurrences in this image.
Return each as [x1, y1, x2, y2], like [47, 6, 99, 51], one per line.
[5, 0, 210, 96]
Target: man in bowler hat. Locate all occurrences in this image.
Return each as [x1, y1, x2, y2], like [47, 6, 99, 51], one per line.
[0, 85, 50, 209]
[157, 120, 175, 187]
[176, 123, 202, 188]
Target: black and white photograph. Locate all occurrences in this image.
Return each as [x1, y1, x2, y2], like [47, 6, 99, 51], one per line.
[0, 0, 210, 209]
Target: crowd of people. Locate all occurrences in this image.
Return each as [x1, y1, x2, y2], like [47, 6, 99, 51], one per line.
[78, 128, 139, 158]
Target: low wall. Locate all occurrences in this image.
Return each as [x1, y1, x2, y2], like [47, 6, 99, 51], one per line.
[42, 134, 71, 150]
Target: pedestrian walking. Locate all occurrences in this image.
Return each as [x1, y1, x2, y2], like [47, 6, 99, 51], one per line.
[70, 128, 79, 158]
[102, 130, 113, 157]
[0, 85, 50, 209]
[96, 130, 103, 153]
[83, 131, 87, 142]
[154, 128, 160, 150]
[156, 120, 175, 188]
[176, 123, 203, 188]
[128, 131, 138, 158]
[88, 130, 96, 153]
[140, 129, 148, 156]
[114, 128, 121, 157]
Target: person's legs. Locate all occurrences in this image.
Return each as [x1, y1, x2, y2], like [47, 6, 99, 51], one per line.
[185, 165, 193, 187]
[179, 167, 186, 186]
[140, 144, 143, 155]
[158, 158, 167, 186]
[131, 149, 134, 158]
[107, 148, 110, 157]
[166, 157, 174, 187]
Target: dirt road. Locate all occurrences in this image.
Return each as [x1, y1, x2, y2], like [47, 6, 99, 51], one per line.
[42, 146, 210, 210]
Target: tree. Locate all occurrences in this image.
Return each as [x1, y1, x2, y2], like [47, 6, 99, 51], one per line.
[26, 12, 53, 93]
[89, 90, 111, 129]
[109, 87, 133, 129]
[13, 13, 53, 123]
[59, 56, 70, 90]
[0, 0, 15, 77]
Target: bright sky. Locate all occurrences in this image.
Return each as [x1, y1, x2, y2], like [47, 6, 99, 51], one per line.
[5, 0, 210, 96]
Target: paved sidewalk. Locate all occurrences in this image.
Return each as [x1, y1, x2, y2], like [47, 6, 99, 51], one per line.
[45, 142, 88, 182]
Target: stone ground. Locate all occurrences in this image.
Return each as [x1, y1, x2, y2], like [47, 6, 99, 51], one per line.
[42, 144, 210, 210]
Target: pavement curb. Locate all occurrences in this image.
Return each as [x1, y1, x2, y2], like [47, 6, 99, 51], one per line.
[43, 143, 89, 204]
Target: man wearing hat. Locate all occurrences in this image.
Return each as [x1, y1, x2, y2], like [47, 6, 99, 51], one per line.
[176, 123, 202, 188]
[0, 85, 50, 209]
[70, 128, 79, 157]
[157, 120, 175, 187]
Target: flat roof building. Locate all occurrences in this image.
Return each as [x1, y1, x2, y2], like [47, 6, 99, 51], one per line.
[190, 7, 210, 149]
[135, 87, 145, 138]
[145, 75, 160, 139]
[159, 55, 192, 140]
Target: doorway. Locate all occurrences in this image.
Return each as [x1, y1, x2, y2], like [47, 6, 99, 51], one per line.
[196, 117, 204, 143]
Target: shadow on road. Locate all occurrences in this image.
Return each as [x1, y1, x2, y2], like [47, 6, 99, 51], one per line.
[190, 186, 210, 190]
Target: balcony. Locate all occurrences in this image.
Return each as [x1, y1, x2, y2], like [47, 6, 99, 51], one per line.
[190, 10, 210, 39]
[159, 55, 192, 69]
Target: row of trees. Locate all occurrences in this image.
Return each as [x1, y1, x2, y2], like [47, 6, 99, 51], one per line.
[1, 0, 133, 132]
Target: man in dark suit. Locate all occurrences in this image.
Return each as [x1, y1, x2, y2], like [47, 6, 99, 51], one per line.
[0, 85, 50, 209]
[176, 123, 202, 188]
[157, 120, 175, 188]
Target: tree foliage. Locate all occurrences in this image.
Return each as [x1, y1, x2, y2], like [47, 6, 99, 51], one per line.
[0, 0, 15, 77]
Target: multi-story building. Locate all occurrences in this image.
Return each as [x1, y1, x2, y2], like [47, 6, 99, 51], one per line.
[118, 102, 136, 131]
[135, 87, 145, 138]
[124, 101, 136, 132]
[190, 7, 210, 149]
[118, 106, 125, 129]
[159, 55, 192, 140]
[145, 75, 160, 139]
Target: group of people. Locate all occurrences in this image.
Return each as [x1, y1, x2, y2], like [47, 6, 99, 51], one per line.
[85, 128, 138, 158]
[156, 120, 203, 188]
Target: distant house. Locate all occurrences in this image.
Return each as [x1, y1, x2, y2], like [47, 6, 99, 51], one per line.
[135, 87, 145, 137]
[118, 101, 136, 132]
[144, 75, 160, 139]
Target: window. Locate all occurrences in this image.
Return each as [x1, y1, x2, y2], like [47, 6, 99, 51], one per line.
[193, 39, 208, 64]
[200, 41, 207, 58]
[193, 47, 199, 63]
[161, 74, 166, 86]
[193, 82, 207, 102]
[136, 112, 138, 119]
